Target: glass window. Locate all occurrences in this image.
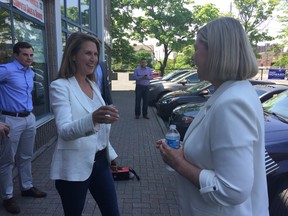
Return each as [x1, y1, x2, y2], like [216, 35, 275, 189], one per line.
[67, 23, 80, 33]
[60, 0, 65, 16]
[14, 13, 49, 118]
[81, 0, 90, 28]
[67, 0, 79, 23]
[0, 8, 13, 64]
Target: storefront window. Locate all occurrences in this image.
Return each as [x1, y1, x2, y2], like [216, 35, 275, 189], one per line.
[60, 0, 65, 16]
[67, 0, 79, 23]
[61, 0, 95, 35]
[0, 7, 12, 64]
[13, 14, 49, 118]
[81, 0, 90, 28]
[67, 23, 80, 33]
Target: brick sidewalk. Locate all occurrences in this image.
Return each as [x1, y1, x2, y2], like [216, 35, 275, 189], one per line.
[0, 88, 179, 215]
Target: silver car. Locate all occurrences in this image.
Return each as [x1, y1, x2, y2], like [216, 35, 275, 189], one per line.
[148, 70, 200, 106]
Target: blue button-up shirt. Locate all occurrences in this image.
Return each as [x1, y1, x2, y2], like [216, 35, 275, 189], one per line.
[132, 66, 153, 86]
[0, 60, 34, 112]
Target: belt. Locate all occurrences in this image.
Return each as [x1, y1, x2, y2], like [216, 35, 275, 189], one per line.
[0, 110, 31, 117]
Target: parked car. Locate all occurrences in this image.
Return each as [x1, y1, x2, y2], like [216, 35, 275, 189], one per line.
[150, 69, 192, 84]
[170, 83, 288, 140]
[156, 81, 214, 120]
[262, 90, 288, 216]
[148, 70, 200, 106]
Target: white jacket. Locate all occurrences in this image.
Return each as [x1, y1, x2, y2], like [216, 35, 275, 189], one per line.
[49, 77, 117, 181]
[178, 80, 269, 216]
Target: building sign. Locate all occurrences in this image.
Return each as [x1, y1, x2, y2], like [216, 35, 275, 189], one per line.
[268, 68, 287, 80]
[13, 0, 44, 23]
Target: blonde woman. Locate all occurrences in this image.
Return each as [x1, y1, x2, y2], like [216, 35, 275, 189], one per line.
[156, 17, 269, 215]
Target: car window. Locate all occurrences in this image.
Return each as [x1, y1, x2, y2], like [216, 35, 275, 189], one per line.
[163, 70, 190, 80]
[186, 81, 210, 92]
[255, 89, 267, 97]
[171, 72, 192, 82]
[263, 90, 288, 118]
[185, 73, 200, 83]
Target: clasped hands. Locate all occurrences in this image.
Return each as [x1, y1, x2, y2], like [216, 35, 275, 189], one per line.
[92, 105, 119, 124]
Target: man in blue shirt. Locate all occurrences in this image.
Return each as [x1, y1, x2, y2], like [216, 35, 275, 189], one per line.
[0, 42, 46, 214]
[95, 61, 113, 105]
[132, 58, 153, 119]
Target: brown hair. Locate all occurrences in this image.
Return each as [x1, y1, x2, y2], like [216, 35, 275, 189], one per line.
[57, 32, 100, 81]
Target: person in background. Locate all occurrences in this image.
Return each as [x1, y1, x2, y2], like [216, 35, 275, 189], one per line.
[95, 61, 118, 169]
[0, 42, 47, 215]
[49, 32, 120, 216]
[95, 61, 113, 105]
[132, 58, 153, 119]
[156, 17, 269, 215]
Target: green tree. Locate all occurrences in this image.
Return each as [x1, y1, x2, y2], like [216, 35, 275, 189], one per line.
[277, 0, 288, 44]
[233, 0, 281, 49]
[116, 0, 219, 76]
[111, 0, 136, 67]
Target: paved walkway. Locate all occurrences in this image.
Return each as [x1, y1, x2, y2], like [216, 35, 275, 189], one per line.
[0, 73, 179, 216]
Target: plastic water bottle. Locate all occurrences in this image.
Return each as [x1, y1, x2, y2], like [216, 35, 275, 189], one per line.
[165, 124, 180, 171]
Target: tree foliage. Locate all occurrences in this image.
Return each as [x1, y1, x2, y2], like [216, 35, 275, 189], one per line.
[111, 0, 136, 67]
[233, 0, 281, 49]
[119, 0, 219, 75]
[111, 0, 284, 73]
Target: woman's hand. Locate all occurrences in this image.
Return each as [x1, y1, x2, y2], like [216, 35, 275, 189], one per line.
[92, 105, 119, 124]
[156, 139, 184, 170]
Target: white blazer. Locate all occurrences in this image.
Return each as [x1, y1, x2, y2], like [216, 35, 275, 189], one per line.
[178, 80, 269, 216]
[49, 77, 117, 181]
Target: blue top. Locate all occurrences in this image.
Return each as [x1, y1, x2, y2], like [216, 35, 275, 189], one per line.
[0, 60, 35, 112]
[132, 66, 153, 86]
[96, 64, 103, 94]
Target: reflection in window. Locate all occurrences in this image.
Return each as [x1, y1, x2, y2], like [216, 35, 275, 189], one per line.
[67, 23, 80, 33]
[13, 14, 49, 118]
[81, 0, 90, 28]
[67, 0, 79, 23]
[60, 0, 65, 16]
[62, 32, 67, 53]
[0, 8, 13, 64]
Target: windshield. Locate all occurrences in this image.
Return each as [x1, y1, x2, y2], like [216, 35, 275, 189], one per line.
[262, 90, 288, 118]
[171, 71, 193, 82]
[186, 81, 211, 93]
[162, 70, 188, 80]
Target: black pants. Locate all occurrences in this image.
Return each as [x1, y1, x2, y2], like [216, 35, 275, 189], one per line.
[55, 150, 120, 216]
[135, 84, 149, 117]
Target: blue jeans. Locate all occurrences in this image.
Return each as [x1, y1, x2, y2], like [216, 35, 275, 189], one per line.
[55, 150, 120, 216]
[135, 84, 149, 117]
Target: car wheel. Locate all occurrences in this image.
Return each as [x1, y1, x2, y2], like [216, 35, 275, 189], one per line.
[269, 180, 288, 216]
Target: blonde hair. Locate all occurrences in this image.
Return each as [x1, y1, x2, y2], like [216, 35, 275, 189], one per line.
[197, 17, 258, 82]
[57, 32, 100, 81]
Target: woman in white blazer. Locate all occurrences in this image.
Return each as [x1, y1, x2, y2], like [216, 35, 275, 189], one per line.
[49, 32, 120, 216]
[156, 17, 269, 215]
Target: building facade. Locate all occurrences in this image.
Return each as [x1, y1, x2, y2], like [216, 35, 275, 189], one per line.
[0, 0, 112, 157]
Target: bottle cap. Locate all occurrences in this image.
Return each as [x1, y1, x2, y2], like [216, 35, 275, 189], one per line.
[170, 124, 176, 129]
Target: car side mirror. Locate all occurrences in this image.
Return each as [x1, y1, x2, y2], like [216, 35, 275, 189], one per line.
[199, 90, 209, 96]
[178, 79, 187, 85]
